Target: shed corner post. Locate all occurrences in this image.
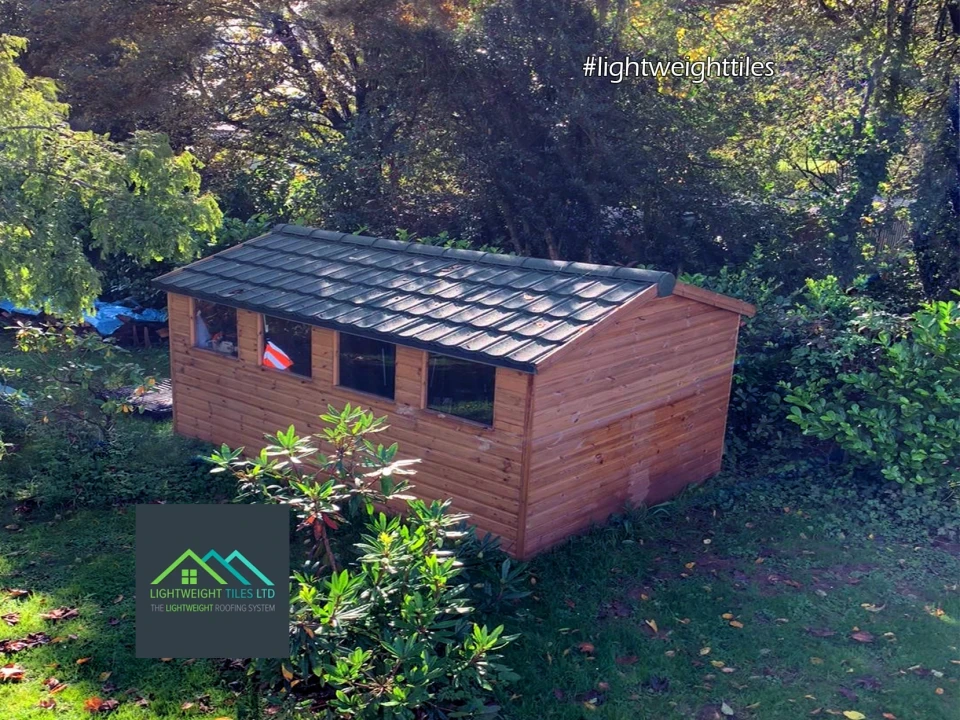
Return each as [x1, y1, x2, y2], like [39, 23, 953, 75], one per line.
[165, 291, 189, 437]
[515, 370, 536, 560]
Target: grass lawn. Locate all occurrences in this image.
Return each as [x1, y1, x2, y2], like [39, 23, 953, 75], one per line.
[1, 334, 958, 719]
[499, 494, 960, 720]
[0, 507, 247, 719]
[2, 479, 957, 720]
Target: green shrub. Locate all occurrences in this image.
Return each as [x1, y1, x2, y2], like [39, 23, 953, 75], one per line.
[7, 324, 154, 442]
[682, 267, 914, 471]
[785, 297, 960, 488]
[209, 405, 522, 719]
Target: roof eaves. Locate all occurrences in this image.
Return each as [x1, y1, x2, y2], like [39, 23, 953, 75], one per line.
[160, 284, 540, 373]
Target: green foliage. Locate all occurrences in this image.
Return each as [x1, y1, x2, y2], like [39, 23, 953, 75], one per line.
[707, 462, 960, 543]
[684, 266, 903, 465]
[0, 34, 221, 315]
[785, 298, 960, 488]
[6, 325, 154, 442]
[209, 405, 522, 719]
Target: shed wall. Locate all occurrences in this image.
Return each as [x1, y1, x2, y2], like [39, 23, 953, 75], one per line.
[523, 294, 741, 556]
[167, 292, 529, 554]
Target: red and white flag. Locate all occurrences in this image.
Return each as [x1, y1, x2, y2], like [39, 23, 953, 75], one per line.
[262, 340, 293, 370]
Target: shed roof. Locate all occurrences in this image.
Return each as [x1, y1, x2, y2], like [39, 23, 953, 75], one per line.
[154, 224, 678, 372]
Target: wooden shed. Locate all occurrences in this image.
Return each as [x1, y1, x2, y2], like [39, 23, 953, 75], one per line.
[154, 224, 755, 558]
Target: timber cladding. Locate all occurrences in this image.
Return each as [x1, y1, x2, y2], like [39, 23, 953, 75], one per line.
[158, 225, 755, 559]
[168, 293, 528, 553]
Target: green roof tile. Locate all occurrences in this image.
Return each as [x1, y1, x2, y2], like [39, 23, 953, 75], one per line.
[154, 224, 675, 372]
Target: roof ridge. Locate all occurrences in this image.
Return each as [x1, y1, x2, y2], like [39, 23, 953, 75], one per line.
[271, 224, 676, 294]
[217, 243, 628, 307]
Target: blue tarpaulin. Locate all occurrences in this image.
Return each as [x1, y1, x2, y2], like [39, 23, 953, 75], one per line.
[0, 300, 167, 336]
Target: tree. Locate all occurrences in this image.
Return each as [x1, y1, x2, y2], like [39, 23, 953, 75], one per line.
[0, 35, 222, 315]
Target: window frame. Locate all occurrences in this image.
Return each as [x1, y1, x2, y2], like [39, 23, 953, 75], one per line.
[334, 331, 397, 402]
[190, 298, 239, 361]
[258, 314, 315, 380]
[424, 352, 497, 428]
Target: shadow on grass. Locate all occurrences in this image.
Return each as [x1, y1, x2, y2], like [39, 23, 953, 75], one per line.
[498, 481, 960, 720]
[0, 505, 252, 720]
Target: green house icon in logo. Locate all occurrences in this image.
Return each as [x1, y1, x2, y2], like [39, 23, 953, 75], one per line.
[151, 549, 273, 586]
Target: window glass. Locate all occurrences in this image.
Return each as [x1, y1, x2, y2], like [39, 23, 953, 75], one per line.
[338, 333, 395, 399]
[194, 300, 238, 357]
[427, 354, 495, 425]
[262, 315, 312, 377]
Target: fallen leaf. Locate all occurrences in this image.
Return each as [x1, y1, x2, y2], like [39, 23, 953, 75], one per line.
[76, 657, 92, 665]
[0, 664, 25, 682]
[721, 701, 735, 716]
[38, 698, 57, 709]
[721, 667, 735, 673]
[99, 672, 112, 682]
[280, 664, 294, 681]
[6, 589, 30, 599]
[810, 657, 824, 665]
[46, 677, 68, 693]
[861, 603, 886, 613]
[181, 701, 195, 710]
[678, 618, 691, 625]
[711, 660, 725, 668]
[935, 688, 944, 695]
[40, 607, 80, 622]
[112, 595, 123, 604]
[722, 613, 734, 620]
[645, 619, 659, 634]
[700, 647, 711, 656]
[685, 562, 696, 570]
[806, 627, 837, 638]
[578, 642, 596, 654]
[616, 655, 638, 665]
[2, 612, 20, 626]
[842, 712, 866, 720]
[1, 632, 51, 653]
[882, 714, 897, 719]
[729, 620, 744, 629]
[83, 697, 120, 713]
[850, 631, 874, 643]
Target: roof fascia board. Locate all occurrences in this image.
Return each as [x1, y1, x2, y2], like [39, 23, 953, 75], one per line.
[672, 282, 757, 317]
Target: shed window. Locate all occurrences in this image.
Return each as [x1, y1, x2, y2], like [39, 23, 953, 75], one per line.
[338, 333, 395, 399]
[194, 300, 238, 357]
[262, 315, 312, 377]
[427, 354, 495, 426]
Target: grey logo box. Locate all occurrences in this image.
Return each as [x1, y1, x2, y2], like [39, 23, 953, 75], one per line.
[136, 504, 289, 658]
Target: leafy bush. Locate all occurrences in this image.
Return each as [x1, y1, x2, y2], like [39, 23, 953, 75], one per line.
[7, 324, 155, 442]
[785, 297, 960, 488]
[683, 266, 911, 470]
[209, 406, 523, 719]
